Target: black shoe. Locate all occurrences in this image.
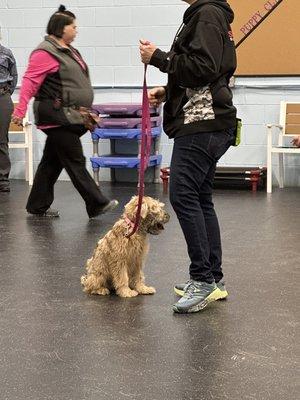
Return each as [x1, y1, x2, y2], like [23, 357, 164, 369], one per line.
[89, 199, 119, 219]
[27, 208, 60, 218]
[0, 184, 10, 192]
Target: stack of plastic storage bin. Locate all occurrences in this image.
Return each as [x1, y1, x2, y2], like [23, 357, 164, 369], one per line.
[90, 103, 162, 186]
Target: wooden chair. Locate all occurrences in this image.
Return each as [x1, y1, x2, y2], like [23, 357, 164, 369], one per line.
[267, 101, 300, 193]
[8, 103, 33, 185]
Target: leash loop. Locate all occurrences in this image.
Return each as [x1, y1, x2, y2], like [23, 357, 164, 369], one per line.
[126, 65, 152, 238]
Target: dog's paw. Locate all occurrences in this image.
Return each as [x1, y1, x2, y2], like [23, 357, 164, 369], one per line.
[137, 285, 156, 295]
[117, 288, 138, 298]
[91, 288, 110, 296]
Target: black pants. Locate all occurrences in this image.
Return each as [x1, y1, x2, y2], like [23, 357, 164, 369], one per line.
[169, 128, 235, 284]
[0, 93, 13, 185]
[26, 125, 109, 217]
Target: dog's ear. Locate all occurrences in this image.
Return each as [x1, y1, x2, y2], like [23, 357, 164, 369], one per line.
[140, 201, 148, 219]
[132, 198, 148, 219]
[131, 195, 138, 204]
[124, 196, 148, 220]
[124, 196, 140, 219]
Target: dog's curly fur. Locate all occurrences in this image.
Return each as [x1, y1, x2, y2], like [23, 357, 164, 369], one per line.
[81, 196, 170, 298]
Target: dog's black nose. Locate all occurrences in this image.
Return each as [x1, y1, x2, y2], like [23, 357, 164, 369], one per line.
[164, 212, 170, 223]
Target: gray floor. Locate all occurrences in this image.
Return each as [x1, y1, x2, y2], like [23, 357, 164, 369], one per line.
[0, 181, 299, 400]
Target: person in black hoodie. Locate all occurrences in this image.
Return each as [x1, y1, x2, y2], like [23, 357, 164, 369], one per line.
[140, 0, 237, 313]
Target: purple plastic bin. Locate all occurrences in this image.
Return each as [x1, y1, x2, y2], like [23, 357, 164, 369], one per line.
[98, 116, 162, 129]
[92, 126, 162, 140]
[93, 103, 161, 117]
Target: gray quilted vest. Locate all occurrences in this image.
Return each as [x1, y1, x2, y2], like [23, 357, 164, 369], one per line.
[33, 36, 94, 126]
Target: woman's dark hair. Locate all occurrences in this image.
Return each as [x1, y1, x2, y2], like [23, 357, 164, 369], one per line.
[46, 5, 76, 38]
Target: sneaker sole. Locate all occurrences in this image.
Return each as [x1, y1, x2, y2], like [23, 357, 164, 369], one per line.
[100, 199, 119, 215]
[174, 286, 228, 300]
[89, 200, 119, 219]
[172, 288, 221, 314]
[28, 213, 60, 218]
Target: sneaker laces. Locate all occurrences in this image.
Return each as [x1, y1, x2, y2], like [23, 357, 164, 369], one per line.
[184, 281, 212, 298]
[184, 281, 199, 298]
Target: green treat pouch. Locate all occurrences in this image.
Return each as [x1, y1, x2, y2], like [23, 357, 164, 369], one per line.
[234, 118, 242, 146]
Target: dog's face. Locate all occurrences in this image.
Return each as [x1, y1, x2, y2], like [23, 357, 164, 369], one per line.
[124, 196, 170, 235]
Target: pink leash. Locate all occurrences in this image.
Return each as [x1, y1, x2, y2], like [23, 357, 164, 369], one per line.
[126, 65, 152, 238]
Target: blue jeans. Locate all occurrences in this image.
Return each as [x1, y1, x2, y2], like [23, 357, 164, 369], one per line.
[169, 128, 235, 283]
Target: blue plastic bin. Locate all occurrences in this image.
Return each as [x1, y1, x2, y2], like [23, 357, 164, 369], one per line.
[91, 154, 162, 169]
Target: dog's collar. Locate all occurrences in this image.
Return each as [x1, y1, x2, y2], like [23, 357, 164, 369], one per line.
[123, 215, 135, 229]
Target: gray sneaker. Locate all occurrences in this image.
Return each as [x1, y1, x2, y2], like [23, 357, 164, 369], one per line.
[174, 280, 228, 300]
[27, 208, 60, 218]
[172, 280, 219, 313]
[89, 199, 119, 219]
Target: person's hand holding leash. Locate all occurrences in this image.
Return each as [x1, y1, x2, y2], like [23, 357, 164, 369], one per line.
[11, 115, 23, 127]
[148, 87, 166, 107]
[78, 107, 101, 132]
[139, 39, 157, 64]
[292, 136, 300, 147]
[139, 40, 165, 107]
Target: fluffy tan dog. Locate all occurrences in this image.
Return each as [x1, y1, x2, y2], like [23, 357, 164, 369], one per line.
[81, 196, 170, 298]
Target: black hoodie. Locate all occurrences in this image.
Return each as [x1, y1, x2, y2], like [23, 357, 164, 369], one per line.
[150, 0, 237, 138]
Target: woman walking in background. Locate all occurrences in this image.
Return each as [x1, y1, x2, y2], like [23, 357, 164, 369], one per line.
[0, 27, 18, 193]
[12, 5, 118, 218]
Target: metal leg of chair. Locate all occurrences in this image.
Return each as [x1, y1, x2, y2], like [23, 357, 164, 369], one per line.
[93, 167, 100, 186]
[25, 148, 29, 182]
[154, 165, 160, 183]
[160, 168, 170, 194]
[25, 127, 34, 186]
[93, 139, 99, 157]
[267, 153, 272, 193]
[153, 137, 161, 183]
[267, 127, 273, 193]
[278, 153, 284, 189]
[250, 172, 259, 193]
[28, 134, 34, 186]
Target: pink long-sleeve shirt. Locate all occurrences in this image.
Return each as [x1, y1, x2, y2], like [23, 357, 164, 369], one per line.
[14, 48, 86, 129]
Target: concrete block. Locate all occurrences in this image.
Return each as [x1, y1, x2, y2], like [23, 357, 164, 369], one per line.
[75, 27, 114, 47]
[89, 66, 114, 86]
[42, 0, 78, 7]
[0, 9, 25, 27]
[9, 27, 44, 48]
[115, 26, 177, 46]
[132, 5, 183, 26]
[8, 0, 42, 8]
[95, 47, 131, 66]
[95, 6, 131, 26]
[236, 104, 265, 125]
[243, 124, 267, 146]
[115, 0, 150, 5]
[23, 8, 52, 27]
[77, 47, 96, 66]
[245, 88, 285, 105]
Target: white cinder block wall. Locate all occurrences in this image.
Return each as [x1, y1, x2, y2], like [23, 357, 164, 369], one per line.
[1, 0, 300, 186]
